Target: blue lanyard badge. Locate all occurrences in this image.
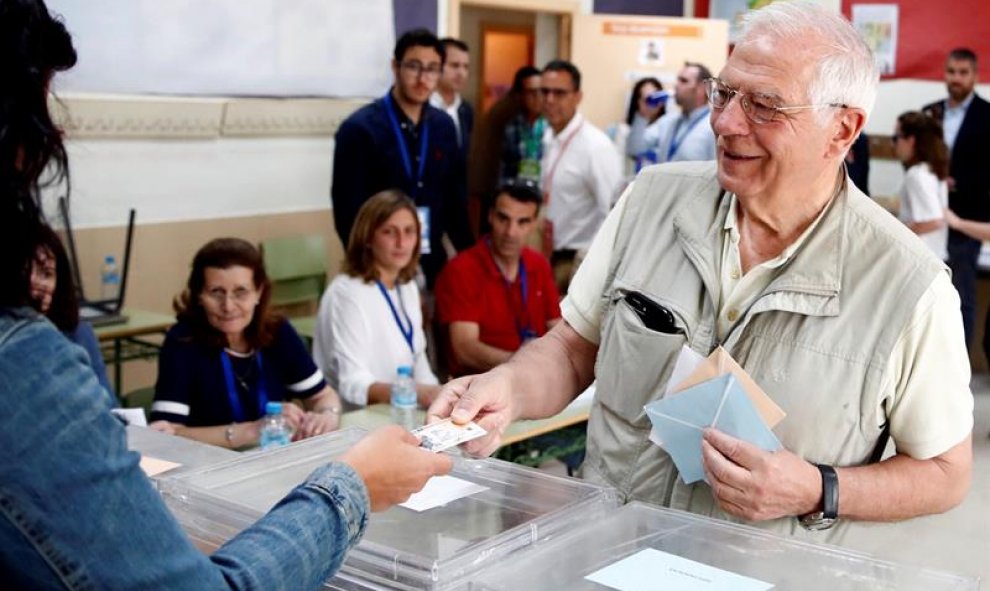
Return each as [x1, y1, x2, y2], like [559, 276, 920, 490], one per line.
[666, 107, 710, 161]
[377, 281, 415, 356]
[221, 350, 268, 423]
[384, 92, 429, 195]
[486, 239, 533, 342]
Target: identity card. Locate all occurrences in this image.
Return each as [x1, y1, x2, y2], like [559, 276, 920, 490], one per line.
[412, 419, 487, 453]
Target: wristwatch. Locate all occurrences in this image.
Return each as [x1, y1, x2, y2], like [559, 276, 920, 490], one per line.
[798, 464, 839, 531]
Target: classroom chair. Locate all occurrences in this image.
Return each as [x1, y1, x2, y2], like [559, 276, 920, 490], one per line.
[259, 234, 328, 315]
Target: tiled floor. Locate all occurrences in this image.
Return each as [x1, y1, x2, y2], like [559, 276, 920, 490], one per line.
[541, 378, 990, 584]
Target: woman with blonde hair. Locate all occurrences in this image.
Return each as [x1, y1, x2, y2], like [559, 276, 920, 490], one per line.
[315, 190, 440, 409]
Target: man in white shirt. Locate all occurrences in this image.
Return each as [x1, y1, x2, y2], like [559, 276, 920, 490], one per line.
[539, 59, 622, 294]
[430, 38, 474, 157]
[644, 62, 717, 163]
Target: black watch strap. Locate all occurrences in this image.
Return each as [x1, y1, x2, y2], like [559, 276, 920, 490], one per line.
[817, 464, 839, 520]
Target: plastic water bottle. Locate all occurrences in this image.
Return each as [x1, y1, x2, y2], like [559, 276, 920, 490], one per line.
[259, 402, 292, 450]
[390, 366, 417, 430]
[100, 255, 120, 300]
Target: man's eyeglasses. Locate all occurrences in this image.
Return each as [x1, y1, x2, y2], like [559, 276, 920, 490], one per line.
[539, 87, 573, 99]
[203, 287, 256, 305]
[400, 60, 442, 79]
[891, 133, 905, 143]
[704, 78, 847, 125]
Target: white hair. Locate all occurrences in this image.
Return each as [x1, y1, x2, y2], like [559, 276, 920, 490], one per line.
[739, 0, 879, 123]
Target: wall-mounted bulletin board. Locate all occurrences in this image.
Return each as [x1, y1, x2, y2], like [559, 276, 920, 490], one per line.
[841, 0, 990, 81]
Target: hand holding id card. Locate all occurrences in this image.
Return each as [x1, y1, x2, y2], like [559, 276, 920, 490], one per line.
[412, 419, 487, 453]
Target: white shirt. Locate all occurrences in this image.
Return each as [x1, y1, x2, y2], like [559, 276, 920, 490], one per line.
[430, 91, 463, 145]
[643, 105, 716, 163]
[313, 274, 438, 408]
[899, 163, 949, 261]
[562, 183, 971, 461]
[942, 93, 974, 153]
[541, 113, 623, 251]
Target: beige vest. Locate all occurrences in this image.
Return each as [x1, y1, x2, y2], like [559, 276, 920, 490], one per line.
[583, 161, 945, 543]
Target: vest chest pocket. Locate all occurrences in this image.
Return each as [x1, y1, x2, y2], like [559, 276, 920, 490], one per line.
[595, 291, 691, 429]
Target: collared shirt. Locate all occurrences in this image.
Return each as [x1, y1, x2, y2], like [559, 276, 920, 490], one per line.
[541, 113, 623, 251]
[718, 192, 834, 341]
[430, 91, 464, 145]
[313, 274, 437, 408]
[435, 239, 561, 375]
[643, 105, 716, 163]
[943, 92, 974, 152]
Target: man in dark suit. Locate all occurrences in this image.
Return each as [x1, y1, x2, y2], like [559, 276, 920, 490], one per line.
[331, 29, 473, 286]
[923, 48, 990, 351]
[431, 38, 474, 159]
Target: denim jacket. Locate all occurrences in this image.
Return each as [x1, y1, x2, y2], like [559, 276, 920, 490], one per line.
[0, 308, 369, 590]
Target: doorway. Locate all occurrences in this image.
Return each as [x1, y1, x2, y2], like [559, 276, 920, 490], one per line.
[479, 25, 534, 113]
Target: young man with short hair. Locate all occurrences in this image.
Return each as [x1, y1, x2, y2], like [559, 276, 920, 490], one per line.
[332, 29, 473, 285]
[431, 37, 473, 155]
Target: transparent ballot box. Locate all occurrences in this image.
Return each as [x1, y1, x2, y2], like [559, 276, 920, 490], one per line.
[158, 428, 619, 590]
[126, 425, 237, 484]
[467, 502, 979, 591]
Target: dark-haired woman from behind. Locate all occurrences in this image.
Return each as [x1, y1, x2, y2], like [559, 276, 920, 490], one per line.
[149, 237, 345, 448]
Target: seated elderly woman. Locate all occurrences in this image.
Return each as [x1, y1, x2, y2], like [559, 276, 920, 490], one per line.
[150, 237, 343, 448]
[30, 224, 114, 400]
[313, 190, 440, 409]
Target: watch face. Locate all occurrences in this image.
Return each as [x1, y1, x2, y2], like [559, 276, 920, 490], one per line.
[799, 512, 838, 531]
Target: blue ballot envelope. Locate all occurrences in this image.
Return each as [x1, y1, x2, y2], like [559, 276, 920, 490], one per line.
[644, 373, 782, 484]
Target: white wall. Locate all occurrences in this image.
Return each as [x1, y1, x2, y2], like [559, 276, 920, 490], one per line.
[57, 136, 334, 229]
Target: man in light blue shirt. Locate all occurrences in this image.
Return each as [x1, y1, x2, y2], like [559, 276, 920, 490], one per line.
[643, 62, 717, 163]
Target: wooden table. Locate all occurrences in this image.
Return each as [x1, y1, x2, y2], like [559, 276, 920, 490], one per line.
[340, 397, 592, 447]
[95, 308, 174, 396]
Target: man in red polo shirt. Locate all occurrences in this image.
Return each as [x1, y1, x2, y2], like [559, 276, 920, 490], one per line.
[436, 182, 561, 376]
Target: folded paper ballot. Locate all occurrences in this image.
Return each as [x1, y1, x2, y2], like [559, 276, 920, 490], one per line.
[645, 373, 782, 484]
[673, 346, 786, 428]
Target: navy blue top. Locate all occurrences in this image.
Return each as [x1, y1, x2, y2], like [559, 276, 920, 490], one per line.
[331, 93, 474, 285]
[64, 320, 115, 403]
[151, 318, 325, 426]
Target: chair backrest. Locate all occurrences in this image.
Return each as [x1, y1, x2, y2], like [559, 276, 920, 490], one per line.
[260, 234, 328, 310]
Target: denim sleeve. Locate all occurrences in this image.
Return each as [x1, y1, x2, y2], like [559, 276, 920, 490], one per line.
[210, 463, 370, 590]
[0, 314, 369, 591]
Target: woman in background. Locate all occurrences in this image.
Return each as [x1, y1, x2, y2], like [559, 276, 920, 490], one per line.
[624, 77, 666, 159]
[893, 111, 950, 261]
[150, 237, 344, 448]
[30, 223, 114, 399]
[314, 190, 440, 409]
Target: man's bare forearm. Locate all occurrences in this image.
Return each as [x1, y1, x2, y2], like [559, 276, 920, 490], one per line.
[498, 321, 598, 421]
[836, 436, 972, 521]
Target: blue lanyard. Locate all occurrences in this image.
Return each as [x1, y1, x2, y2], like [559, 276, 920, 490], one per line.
[220, 350, 268, 423]
[377, 280, 415, 355]
[383, 91, 429, 194]
[666, 107, 710, 161]
[485, 238, 532, 341]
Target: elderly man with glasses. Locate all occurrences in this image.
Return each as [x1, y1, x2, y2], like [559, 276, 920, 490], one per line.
[332, 29, 473, 287]
[429, 0, 973, 544]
